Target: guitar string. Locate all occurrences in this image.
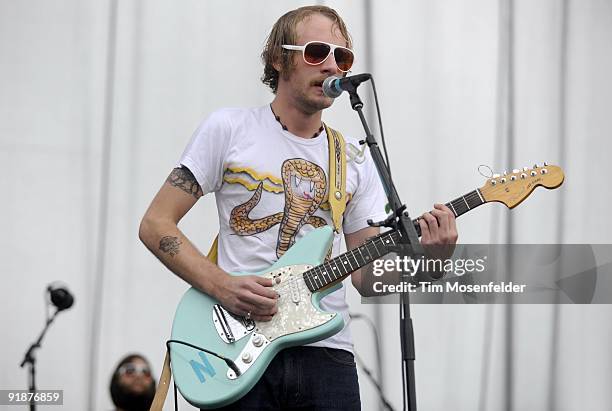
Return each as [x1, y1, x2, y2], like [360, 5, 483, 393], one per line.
[269, 242, 387, 295]
[253, 178, 560, 308]
[266, 233, 399, 296]
[258, 192, 482, 296]
[243, 192, 483, 299]
[448, 191, 482, 206]
[231, 179, 541, 318]
[453, 192, 481, 206]
[239, 233, 402, 318]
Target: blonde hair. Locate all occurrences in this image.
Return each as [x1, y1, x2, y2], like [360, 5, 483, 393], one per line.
[261, 5, 352, 94]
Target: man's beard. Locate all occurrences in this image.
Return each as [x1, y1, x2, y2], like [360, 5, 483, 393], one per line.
[110, 379, 155, 411]
[294, 86, 333, 115]
[281, 70, 333, 115]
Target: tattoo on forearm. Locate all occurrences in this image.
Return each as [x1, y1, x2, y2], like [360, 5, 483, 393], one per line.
[167, 166, 203, 199]
[159, 236, 182, 257]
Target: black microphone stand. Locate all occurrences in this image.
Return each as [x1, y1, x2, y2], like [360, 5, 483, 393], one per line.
[20, 308, 60, 411]
[344, 76, 424, 411]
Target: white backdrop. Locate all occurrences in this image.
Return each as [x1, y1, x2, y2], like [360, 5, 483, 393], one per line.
[1, 0, 611, 410]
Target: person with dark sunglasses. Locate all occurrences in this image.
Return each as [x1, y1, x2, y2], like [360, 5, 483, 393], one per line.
[140, 5, 457, 410]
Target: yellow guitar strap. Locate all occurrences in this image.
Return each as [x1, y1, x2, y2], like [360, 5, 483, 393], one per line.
[149, 351, 171, 411]
[206, 235, 219, 264]
[150, 125, 347, 411]
[324, 123, 347, 234]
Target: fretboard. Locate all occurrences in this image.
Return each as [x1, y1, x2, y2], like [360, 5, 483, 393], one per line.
[303, 230, 402, 292]
[303, 188, 486, 292]
[413, 189, 485, 236]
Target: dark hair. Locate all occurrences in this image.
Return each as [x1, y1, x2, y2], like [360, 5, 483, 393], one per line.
[109, 354, 156, 411]
[261, 5, 352, 94]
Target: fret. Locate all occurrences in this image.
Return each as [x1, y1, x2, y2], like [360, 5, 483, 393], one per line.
[305, 271, 316, 291]
[371, 238, 382, 255]
[319, 266, 332, 284]
[329, 264, 339, 281]
[373, 237, 383, 255]
[446, 201, 458, 217]
[323, 265, 336, 282]
[320, 267, 332, 284]
[450, 197, 468, 216]
[311, 269, 323, 289]
[329, 259, 341, 278]
[466, 191, 483, 209]
[476, 188, 485, 203]
[305, 271, 316, 289]
[462, 196, 471, 210]
[342, 255, 355, 272]
[367, 242, 380, 260]
[335, 257, 349, 276]
[362, 244, 374, 261]
[347, 249, 361, 269]
[356, 247, 368, 265]
[318, 265, 330, 283]
[375, 236, 389, 258]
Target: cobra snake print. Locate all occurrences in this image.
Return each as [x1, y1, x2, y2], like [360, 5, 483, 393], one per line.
[229, 158, 328, 258]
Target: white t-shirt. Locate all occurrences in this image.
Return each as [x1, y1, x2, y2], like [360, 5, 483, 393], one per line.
[179, 105, 387, 352]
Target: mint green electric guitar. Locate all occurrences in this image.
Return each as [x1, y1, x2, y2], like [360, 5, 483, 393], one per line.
[169, 164, 564, 409]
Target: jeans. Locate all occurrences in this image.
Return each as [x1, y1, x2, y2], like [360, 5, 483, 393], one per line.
[213, 346, 361, 410]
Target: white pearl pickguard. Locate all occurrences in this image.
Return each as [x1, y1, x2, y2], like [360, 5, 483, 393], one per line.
[226, 264, 336, 379]
[256, 264, 336, 341]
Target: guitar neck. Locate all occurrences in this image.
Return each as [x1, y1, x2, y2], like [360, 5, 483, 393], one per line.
[303, 188, 486, 293]
[412, 188, 485, 236]
[303, 230, 402, 293]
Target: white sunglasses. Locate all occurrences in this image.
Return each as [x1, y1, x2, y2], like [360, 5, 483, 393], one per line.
[119, 363, 151, 376]
[282, 41, 354, 72]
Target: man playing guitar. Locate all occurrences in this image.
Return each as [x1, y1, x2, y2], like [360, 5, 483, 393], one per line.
[139, 5, 458, 410]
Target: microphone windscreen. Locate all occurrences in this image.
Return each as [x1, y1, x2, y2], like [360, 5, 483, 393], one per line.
[322, 76, 342, 98]
[49, 287, 74, 311]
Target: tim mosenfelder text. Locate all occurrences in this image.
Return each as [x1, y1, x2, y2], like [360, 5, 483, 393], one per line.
[368, 255, 526, 294]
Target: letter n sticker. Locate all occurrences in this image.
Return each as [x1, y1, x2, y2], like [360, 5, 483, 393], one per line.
[190, 351, 216, 383]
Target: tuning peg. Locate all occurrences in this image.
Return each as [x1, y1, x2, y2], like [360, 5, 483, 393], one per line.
[492, 173, 500, 178]
[543, 161, 548, 166]
[533, 164, 538, 168]
[523, 166, 529, 171]
[503, 170, 508, 176]
[512, 169, 519, 173]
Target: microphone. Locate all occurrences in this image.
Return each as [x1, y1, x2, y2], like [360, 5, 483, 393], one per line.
[47, 285, 74, 311]
[322, 73, 371, 98]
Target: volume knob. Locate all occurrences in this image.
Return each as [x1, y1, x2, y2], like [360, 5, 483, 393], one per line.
[241, 352, 253, 363]
[252, 335, 263, 347]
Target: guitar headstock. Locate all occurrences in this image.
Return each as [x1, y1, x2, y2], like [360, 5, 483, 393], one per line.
[479, 163, 564, 208]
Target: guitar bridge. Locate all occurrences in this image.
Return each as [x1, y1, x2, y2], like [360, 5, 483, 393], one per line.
[212, 304, 255, 344]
